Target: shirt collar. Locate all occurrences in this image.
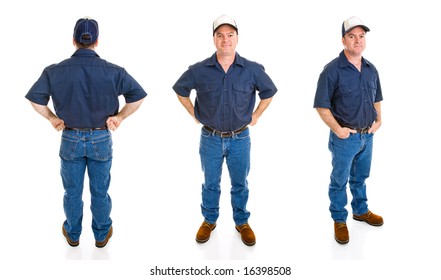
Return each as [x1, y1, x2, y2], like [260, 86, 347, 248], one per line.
[71, 48, 100, 58]
[338, 50, 370, 68]
[206, 52, 245, 68]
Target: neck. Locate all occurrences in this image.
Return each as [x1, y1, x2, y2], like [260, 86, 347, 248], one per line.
[344, 50, 362, 70]
[216, 52, 235, 72]
[217, 51, 235, 64]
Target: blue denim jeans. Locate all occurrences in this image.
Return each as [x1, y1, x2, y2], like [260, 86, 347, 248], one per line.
[328, 131, 374, 223]
[60, 129, 113, 242]
[199, 127, 251, 226]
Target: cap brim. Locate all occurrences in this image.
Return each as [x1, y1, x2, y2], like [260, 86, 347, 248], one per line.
[345, 25, 370, 35]
[213, 24, 238, 34]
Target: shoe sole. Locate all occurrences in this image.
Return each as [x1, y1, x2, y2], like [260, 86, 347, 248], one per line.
[353, 216, 384, 226]
[235, 228, 256, 246]
[195, 224, 216, 243]
[195, 238, 209, 243]
[241, 240, 256, 246]
[334, 236, 349, 244]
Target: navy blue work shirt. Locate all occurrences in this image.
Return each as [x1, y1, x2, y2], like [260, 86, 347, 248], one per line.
[25, 49, 147, 128]
[173, 52, 277, 132]
[313, 51, 383, 129]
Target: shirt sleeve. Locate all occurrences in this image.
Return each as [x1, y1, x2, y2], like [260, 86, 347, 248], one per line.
[172, 68, 195, 97]
[313, 67, 334, 109]
[374, 69, 383, 103]
[120, 70, 148, 103]
[256, 66, 277, 99]
[25, 69, 51, 105]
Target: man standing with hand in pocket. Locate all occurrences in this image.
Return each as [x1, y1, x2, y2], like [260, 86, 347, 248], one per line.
[314, 16, 384, 244]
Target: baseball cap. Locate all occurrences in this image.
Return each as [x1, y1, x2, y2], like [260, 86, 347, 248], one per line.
[213, 14, 238, 35]
[342, 16, 370, 37]
[74, 17, 99, 44]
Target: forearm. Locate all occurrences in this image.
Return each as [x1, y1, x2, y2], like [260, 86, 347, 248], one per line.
[106, 98, 145, 131]
[30, 102, 57, 121]
[253, 97, 273, 119]
[316, 108, 341, 130]
[315, 107, 355, 138]
[176, 94, 199, 123]
[250, 97, 273, 126]
[116, 98, 145, 120]
[374, 102, 382, 123]
[369, 102, 382, 133]
[29, 101, 64, 131]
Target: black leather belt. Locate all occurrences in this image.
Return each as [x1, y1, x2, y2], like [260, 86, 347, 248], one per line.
[203, 126, 248, 138]
[65, 126, 108, 131]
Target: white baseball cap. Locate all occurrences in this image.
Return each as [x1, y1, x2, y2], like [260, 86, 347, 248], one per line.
[213, 14, 238, 35]
[342, 16, 370, 37]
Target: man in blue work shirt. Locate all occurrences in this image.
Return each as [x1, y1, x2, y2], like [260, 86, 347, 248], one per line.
[173, 15, 277, 246]
[25, 17, 147, 248]
[314, 16, 383, 245]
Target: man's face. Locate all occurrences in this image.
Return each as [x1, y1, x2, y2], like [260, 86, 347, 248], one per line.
[342, 26, 366, 56]
[213, 25, 238, 56]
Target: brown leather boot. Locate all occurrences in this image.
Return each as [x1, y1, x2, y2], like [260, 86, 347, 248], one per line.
[196, 221, 216, 243]
[353, 210, 383, 226]
[235, 223, 256, 246]
[95, 226, 113, 248]
[334, 222, 349, 244]
[62, 224, 79, 247]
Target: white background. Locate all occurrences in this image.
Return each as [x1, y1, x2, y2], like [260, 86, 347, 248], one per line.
[1, 0, 440, 279]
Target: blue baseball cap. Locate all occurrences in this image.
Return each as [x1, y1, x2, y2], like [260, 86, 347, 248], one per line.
[74, 17, 99, 44]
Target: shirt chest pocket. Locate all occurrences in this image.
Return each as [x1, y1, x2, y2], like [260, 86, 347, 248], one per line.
[233, 83, 254, 108]
[339, 82, 361, 108]
[197, 83, 221, 107]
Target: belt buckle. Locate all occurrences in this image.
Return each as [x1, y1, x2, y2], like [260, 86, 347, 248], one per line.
[219, 131, 232, 138]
